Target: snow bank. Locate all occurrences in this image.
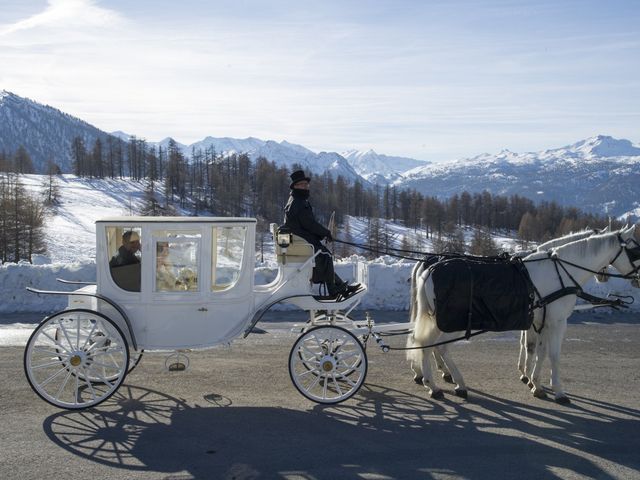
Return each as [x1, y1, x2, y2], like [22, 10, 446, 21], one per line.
[0, 261, 96, 313]
[3, 258, 637, 315]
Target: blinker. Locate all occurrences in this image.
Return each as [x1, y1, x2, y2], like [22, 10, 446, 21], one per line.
[626, 246, 640, 263]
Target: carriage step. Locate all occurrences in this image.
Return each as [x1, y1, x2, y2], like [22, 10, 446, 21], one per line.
[165, 350, 191, 371]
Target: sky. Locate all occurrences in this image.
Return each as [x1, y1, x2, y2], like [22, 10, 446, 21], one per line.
[0, 0, 639, 161]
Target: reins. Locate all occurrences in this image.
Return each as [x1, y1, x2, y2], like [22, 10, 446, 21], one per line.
[333, 238, 509, 263]
[332, 233, 637, 348]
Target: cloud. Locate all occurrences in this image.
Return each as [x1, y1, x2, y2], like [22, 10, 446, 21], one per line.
[0, 0, 123, 36]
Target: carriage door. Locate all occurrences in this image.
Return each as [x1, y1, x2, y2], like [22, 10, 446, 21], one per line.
[143, 229, 205, 348]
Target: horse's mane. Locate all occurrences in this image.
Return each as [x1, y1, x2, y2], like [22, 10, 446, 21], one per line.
[552, 230, 620, 261]
[536, 229, 596, 251]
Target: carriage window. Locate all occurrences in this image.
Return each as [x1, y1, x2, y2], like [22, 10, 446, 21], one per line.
[212, 226, 246, 291]
[106, 226, 142, 292]
[153, 232, 201, 292]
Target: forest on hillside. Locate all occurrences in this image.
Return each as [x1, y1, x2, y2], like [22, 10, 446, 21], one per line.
[0, 136, 623, 262]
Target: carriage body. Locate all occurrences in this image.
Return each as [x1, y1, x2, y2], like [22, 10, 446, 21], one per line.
[25, 216, 371, 410]
[91, 216, 258, 350]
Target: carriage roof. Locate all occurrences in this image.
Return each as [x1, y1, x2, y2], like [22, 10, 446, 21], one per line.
[95, 216, 257, 224]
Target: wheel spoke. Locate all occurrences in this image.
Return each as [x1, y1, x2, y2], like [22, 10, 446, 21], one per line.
[331, 374, 344, 397]
[81, 371, 98, 401]
[337, 350, 359, 362]
[39, 366, 69, 387]
[58, 321, 76, 352]
[81, 321, 97, 350]
[322, 374, 328, 399]
[55, 369, 74, 399]
[33, 347, 66, 356]
[90, 360, 120, 371]
[41, 331, 71, 354]
[334, 372, 357, 388]
[297, 368, 320, 378]
[32, 359, 67, 370]
[84, 366, 115, 388]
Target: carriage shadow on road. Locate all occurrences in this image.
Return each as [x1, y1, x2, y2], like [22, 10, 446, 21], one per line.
[42, 383, 640, 479]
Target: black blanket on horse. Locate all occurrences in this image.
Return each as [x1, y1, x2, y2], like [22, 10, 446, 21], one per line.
[430, 256, 534, 333]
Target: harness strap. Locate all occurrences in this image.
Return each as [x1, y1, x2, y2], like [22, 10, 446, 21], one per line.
[394, 329, 490, 351]
[533, 286, 582, 308]
[464, 260, 474, 340]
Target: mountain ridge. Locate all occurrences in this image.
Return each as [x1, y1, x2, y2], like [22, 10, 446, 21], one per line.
[2, 90, 639, 217]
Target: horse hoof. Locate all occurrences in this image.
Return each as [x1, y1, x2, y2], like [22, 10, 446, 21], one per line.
[430, 390, 444, 400]
[454, 388, 468, 399]
[520, 375, 529, 384]
[413, 375, 423, 384]
[532, 388, 547, 399]
[555, 395, 571, 405]
[442, 373, 454, 384]
[527, 381, 534, 390]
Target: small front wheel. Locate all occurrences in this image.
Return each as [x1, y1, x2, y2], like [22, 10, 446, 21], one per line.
[289, 326, 367, 404]
[24, 309, 129, 410]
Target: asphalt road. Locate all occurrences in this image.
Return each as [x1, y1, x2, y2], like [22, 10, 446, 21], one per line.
[1, 310, 639, 480]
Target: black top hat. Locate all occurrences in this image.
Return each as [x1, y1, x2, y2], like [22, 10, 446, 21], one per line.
[289, 170, 311, 189]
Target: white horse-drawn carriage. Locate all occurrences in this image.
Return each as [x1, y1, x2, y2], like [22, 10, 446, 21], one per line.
[24, 216, 407, 410]
[24, 216, 640, 411]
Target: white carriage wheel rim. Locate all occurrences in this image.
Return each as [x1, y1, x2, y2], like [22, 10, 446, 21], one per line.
[289, 325, 367, 404]
[24, 309, 130, 410]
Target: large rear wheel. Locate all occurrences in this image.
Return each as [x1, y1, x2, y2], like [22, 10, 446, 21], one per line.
[24, 309, 129, 410]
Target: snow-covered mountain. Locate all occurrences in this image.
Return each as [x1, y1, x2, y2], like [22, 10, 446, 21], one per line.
[341, 149, 428, 183]
[398, 135, 640, 217]
[145, 135, 363, 183]
[3, 91, 640, 217]
[0, 90, 113, 172]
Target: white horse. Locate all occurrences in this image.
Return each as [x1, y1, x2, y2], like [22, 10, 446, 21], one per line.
[409, 225, 640, 403]
[409, 258, 453, 385]
[517, 228, 604, 386]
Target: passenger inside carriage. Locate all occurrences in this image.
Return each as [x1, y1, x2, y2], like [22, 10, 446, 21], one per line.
[109, 230, 142, 292]
[109, 230, 141, 267]
[156, 241, 177, 291]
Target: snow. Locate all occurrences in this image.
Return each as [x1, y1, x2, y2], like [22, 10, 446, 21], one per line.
[1, 174, 638, 324]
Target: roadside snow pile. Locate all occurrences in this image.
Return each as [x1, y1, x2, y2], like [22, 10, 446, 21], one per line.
[0, 261, 96, 313]
[1, 257, 638, 314]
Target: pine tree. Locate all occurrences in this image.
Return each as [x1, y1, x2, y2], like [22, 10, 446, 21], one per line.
[71, 137, 87, 177]
[470, 228, 500, 256]
[14, 145, 35, 174]
[41, 161, 61, 208]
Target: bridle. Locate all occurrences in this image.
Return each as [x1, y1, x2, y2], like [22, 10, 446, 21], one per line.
[524, 232, 640, 333]
[539, 233, 640, 281]
[611, 234, 640, 279]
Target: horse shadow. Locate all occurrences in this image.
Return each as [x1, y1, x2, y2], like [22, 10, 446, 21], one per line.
[43, 383, 640, 479]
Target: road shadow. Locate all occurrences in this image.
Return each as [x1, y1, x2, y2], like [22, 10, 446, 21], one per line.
[43, 383, 640, 479]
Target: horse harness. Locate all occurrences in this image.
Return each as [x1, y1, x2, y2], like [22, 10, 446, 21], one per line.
[331, 235, 639, 350]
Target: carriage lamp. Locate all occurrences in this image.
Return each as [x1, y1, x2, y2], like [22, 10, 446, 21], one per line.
[277, 229, 292, 251]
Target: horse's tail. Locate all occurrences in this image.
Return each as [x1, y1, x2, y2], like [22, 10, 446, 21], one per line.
[407, 266, 435, 361]
[408, 261, 426, 324]
[407, 262, 432, 362]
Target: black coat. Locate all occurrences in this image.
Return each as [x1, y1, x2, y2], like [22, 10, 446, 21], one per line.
[283, 189, 330, 249]
[109, 246, 140, 267]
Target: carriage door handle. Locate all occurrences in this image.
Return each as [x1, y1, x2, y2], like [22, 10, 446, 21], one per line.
[198, 307, 208, 312]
